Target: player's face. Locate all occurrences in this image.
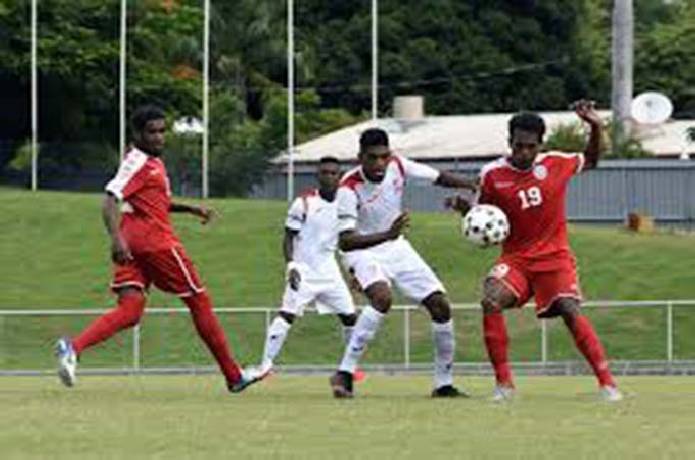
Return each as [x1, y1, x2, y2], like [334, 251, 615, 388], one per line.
[137, 119, 166, 155]
[317, 162, 340, 193]
[359, 145, 391, 182]
[509, 129, 541, 170]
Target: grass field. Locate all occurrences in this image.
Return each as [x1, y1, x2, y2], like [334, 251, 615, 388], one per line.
[2, 188, 695, 369]
[1, 375, 693, 459]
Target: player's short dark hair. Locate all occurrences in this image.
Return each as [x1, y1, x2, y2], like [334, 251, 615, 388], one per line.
[509, 112, 546, 142]
[360, 128, 389, 150]
[319, 156, 340, 165]
[131, 105, 166, 133]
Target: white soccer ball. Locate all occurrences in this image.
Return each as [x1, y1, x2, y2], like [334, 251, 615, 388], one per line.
[461, 204, 509, 247]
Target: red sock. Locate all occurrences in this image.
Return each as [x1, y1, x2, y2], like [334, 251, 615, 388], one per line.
[483, 312, 513, 386]
[568, 315, 615, 387]
[183, 292, 242, 384]
[72, 292, 146, 355]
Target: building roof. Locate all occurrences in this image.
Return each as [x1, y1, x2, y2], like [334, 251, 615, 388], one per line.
[278, 111, 694, 163]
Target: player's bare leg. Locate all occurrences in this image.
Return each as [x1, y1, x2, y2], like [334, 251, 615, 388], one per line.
[422, 292, 468, 398]
[481, 279, 518, 402]
[331, 282, 390, 398]
[551, 298, 623, 402]
[57, 287, 146, 387]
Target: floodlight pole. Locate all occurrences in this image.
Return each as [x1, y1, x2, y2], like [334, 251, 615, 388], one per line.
[30, 0, 37, 191]
[287, 0, 295, 202]
[611, 0, 633, 147]
[202, 0, 210, 198]
[119, 0, 127, 160]
[371, 0, 378, 121]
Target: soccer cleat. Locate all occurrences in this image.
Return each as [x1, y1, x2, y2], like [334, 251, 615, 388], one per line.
[55, 337, 77, 388]
[329, 371, 354, 399]
[245, 363, 273, 384]
[228, 368, 264, 394]
[491, 384, 515, 403]
[599, 385, 624, 402]
[431, 384, 470, 398]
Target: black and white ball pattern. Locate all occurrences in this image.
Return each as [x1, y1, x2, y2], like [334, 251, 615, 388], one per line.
[461, 204, 510, 247]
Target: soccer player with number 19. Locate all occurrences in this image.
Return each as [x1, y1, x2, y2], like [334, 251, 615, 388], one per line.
[450, 100, 622, 402]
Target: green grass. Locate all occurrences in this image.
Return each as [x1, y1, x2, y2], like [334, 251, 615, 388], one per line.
[1, 375, 693, 459]
[2, 188, 695, 369]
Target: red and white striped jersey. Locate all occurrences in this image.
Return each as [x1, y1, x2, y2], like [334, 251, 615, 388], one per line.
[105, 147, 180, 253]
[337, 155, 439, 236]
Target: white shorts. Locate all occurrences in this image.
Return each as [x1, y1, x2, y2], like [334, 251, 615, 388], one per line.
[280, 262, 355, 317]
[341, 237, 446, 303]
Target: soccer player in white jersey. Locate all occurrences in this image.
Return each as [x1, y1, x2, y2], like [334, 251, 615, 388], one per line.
[245, 157, 358, 384]
[329, 128, 478, 398]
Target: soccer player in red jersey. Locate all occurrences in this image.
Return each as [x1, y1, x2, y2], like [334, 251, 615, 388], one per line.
[450, 100, 622, 402]
[55, 105, 254, 392]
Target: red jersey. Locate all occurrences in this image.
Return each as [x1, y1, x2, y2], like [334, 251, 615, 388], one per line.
[105, 148, 180, 253]
[478, 151, 585, 268]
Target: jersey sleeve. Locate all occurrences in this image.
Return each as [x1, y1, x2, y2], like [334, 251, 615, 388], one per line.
[400, 156, 440, 183]
[336, 186, 358, 232]
[105, 152, 149, 200]
[550, 152, 585, 178]
[475, 169, 494, 205]
[285, 197, 305, 232]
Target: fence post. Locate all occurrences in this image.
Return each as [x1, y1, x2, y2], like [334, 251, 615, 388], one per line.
[132, 323, 141, 372]
[404, 307, 410, 370]
[541, 319, 548, 364]
[667, 301, 674, 362]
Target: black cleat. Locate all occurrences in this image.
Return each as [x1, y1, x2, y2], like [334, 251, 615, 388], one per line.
[330, 371, 354, 399]
[431, 384, 470, 398]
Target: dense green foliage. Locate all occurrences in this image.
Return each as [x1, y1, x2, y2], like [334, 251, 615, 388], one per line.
[0, 0, 693, 194]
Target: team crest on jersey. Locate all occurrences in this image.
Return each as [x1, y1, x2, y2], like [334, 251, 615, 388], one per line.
[533, 164, 548, 180]
[489, 263, 510, 279]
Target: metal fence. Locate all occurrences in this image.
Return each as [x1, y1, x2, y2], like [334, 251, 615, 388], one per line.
[1, 300, 694, 376]
[254, 159, 695, 226]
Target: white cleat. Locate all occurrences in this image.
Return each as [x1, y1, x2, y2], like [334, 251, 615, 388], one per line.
[55, 337, 77, 387]
[599, 385, 623, 402]
[491, 384, 515, 403]
[246, 362, 273, 383]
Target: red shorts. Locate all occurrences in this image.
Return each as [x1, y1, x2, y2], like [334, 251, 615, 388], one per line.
[111, 246, 205, 297]
[487, 256, 582, 317]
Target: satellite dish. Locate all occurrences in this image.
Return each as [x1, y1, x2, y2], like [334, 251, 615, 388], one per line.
[631, 92, 673, 124]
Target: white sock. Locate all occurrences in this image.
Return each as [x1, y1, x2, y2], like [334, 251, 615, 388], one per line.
[432, 320, 455, 388]
[342, 326, 354, 346]
[261, 316, 292, 369]
[338, 306, 384, 373]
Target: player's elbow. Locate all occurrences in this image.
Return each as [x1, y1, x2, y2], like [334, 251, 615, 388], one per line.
[338, 233, 356, 252]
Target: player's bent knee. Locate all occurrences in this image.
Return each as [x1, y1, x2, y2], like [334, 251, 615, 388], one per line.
[551, 298, 581, 323]
[365, 282, 392, 313]
[422, 291, 451, 323]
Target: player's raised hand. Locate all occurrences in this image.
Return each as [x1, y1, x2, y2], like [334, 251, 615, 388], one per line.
[387, 212, 410, 239]
[571, 99, 602, 126]
[444, 195, 471, 215]
[110, 236, 133, 265]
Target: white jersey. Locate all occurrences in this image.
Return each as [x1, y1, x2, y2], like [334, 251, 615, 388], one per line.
[285, 189, 341, 277]
[337, 155, 440, 236]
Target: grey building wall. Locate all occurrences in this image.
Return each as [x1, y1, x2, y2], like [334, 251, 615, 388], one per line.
[253, 159, 695, 225]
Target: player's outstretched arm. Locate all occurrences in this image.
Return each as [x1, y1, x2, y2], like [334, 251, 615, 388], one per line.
[102, 192, 132, 264]
[338, 212, 410, 252]
[572, 99, 605, 170]
[169, 202, 218, 224]
[435, 171, 478, 191]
